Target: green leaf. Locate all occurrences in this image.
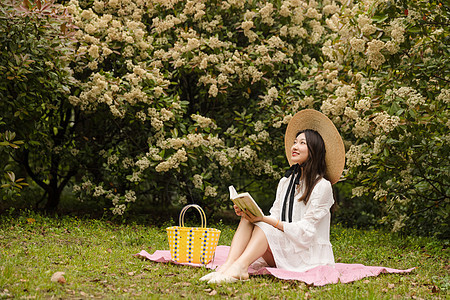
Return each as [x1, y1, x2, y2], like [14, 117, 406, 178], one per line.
[7, 171, 15, 182]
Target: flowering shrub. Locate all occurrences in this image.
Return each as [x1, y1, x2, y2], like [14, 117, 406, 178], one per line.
[3, 0, 446, 236]
[0, 0, 79, 209]
[64, 0, 448, 236]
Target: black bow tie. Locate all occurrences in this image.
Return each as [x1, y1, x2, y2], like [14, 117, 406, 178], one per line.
[281, 164, 302, 222]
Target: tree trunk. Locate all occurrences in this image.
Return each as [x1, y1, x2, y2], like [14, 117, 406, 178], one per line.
[44, 187, 61, 212]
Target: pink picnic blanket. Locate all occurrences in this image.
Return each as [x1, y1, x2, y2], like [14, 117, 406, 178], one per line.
[135, 245, 415, 286]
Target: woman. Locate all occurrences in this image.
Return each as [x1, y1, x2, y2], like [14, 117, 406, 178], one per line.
[201, 109, 345, 284]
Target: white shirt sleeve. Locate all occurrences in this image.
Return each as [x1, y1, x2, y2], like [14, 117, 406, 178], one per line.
[283, 179, 334, 249]
[268, 177, 289, 218]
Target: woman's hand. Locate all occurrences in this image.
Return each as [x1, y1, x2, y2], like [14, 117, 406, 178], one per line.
[243, 209, 264, 223]
[233, 204, 244, 217]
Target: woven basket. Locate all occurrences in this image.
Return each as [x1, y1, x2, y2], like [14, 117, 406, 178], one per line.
[166, 204, 221, 264]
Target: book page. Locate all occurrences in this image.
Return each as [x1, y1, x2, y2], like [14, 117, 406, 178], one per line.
[228, 186, 263, 217]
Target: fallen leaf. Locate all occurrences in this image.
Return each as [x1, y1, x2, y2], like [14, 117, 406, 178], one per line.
[388, 283, 395, 289]
[127, 271, 135, 276]
[203, 288, 212, 292]
[0, 289, 11, 298]
[431, 285, 439, 293]
[66, 289, 75, 295]
[209, 290, 217, 296]
[107, 248, 112, 253]
[363, 280, 370, 283]
[51, 272, 66, 284]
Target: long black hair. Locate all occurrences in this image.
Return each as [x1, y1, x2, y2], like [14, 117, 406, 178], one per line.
[298, 129, 326, 203]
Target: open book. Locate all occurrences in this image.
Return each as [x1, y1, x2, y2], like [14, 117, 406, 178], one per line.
[229, 185, 263, 217]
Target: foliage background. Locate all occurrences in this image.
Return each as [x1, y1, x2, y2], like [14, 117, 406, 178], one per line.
[0, 0, 448, 238]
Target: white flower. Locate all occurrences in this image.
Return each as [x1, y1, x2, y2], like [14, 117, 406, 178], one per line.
[112, 204, 126, 215]
[107, 154, 119, 165]
[353, 118, 370, 138]
[366, 40, 385, 69]
[208, 84, 218, 97]
[254, 121, 264, 132]
[125, 190, 136, 202]
[260, 3, 274, 25]
[160, 108, 173, 121]
[215, 151, 230, 167]
[394, 87, 425, 107]
[93, 185, 106, 197]
[136, 157, 150, 170]
[372, 112, 400, 134]
[239, 145, 256, 160]
[204, 186, 217, 197]
[436, 89, 450, 104]
[352, 186, 366, 197]
[350, 37, 365, 53]
[385, 41, 400, 54]
[373, 135, 386, 155]
[241, 20, 254, 31]
[355, 97, 371, 111]
[346, 144, 370, 168]
[344, 107, 358, 120]
[357, 15, 372, 29]
[70, 148, 80, 156]
[390, 19, 405, 44]
[193, 174, 203, 189]
[361, 24, 377, 35]
[259, 87, 278, 107]
[191, 114, 216, 129]
[186, 38, 201, 52]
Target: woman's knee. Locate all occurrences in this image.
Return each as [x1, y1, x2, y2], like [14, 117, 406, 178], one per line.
[239, 217, 253, 227]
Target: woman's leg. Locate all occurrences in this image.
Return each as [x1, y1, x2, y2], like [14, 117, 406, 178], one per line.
[220, 226, 271, 280]
[218, 217, 255, 272]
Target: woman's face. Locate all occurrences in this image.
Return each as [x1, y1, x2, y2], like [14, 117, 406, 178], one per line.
[291, 132, 309, 165]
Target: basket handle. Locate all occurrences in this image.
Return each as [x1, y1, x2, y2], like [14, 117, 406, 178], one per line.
[179, 204, 207, 228]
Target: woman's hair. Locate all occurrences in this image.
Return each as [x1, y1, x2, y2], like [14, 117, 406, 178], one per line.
[298, 129, 326, 203]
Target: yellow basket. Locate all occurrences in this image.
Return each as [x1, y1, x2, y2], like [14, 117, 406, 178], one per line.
[166, 204, 221, 264]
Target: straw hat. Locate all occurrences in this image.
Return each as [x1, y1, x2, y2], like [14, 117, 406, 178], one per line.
[284, 109, 345, 184]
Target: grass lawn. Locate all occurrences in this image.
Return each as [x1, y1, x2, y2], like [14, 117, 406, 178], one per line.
[0, 212, 448, 299]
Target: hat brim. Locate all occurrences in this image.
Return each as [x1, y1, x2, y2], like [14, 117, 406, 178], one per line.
[285, 109, 345, 184]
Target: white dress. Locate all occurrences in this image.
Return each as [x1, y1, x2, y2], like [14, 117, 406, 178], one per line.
[255, 176, 335, 272]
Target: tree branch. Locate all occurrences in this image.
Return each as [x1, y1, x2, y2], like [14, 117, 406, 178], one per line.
[20, 150, 50, 193]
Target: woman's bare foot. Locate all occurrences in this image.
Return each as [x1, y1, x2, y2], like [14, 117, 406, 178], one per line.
[220, 262, 249, 281]
[216, 261, 232, 274]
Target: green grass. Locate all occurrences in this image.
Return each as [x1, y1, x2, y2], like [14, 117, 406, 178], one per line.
[0, 212, 448, 299]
